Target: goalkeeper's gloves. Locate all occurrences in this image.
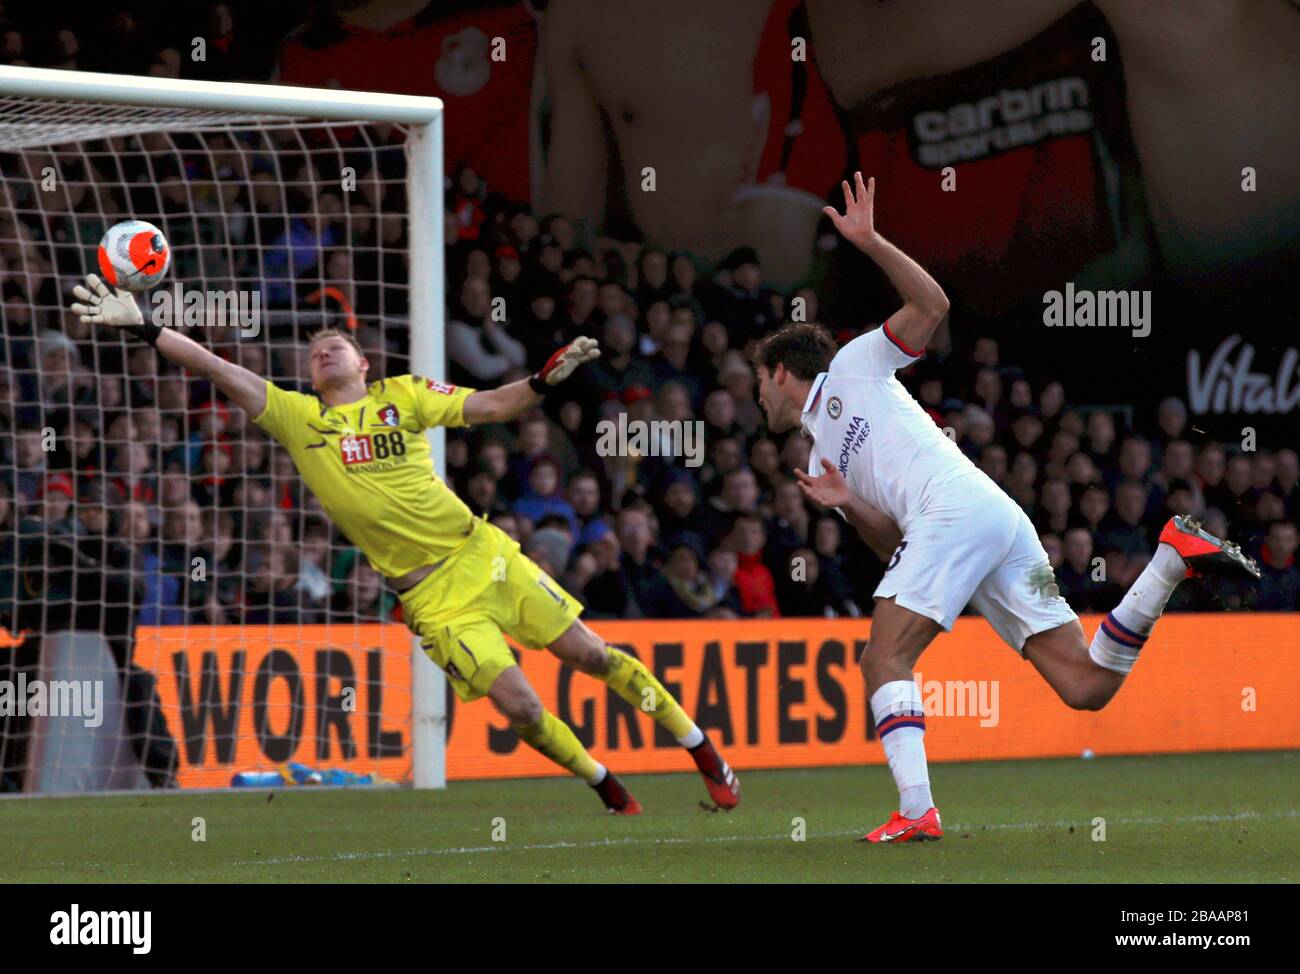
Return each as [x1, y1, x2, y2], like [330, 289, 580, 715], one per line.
[69, 273, 161, 345]
[528, 336, 600, 394]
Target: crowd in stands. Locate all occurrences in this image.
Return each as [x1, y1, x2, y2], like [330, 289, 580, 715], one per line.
[4, 158, 1298, 632]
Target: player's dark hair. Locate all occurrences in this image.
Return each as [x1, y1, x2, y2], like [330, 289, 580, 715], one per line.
[751, 322, 838, 381]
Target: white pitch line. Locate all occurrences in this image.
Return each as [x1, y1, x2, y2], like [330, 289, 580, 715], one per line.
[231, 809, 1300, 867]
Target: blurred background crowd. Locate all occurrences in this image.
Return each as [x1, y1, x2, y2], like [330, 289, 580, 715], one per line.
[0, 0, 1296, 653]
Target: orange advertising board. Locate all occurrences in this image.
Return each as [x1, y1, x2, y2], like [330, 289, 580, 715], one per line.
[138, 615, 1300, 788]
[139, 625, 412, 788]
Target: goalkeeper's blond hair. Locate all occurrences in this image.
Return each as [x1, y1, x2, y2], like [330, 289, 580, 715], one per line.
[307, 327, 364, 357]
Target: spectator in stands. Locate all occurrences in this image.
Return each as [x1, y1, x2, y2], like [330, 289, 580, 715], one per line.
[1197, 442, 1228, 508]
[648, 314, 704, 409]
[447, 275, 527, 385]
[979, 443, 1009, 486]
[1153, 396, 1188, 456]
[1098, 481, 1154, 558]
[1056, 527, 1119, 612]
[564, 470, 609, 546]
[634, 248, 672, 307]
[613, 505, 659, 612]
[639, 531, 718, 619]
[590, 314, 654, 400]
[1255, 521, 1299, 611]
[959, 405, 996, 462]
[780, 547, 863, 618]
[1153, 440, 1201, 513]
[464, 460, 504, 518]
[1078, 483, 1110, 541]
[728, 514, 779, 618]
[706, 247, 779, 348]
[328, 555, 393, 622]
[1009, 406, 1045, 459]
[1035, 478, 1072, 537]
[703, 547, 743, 618]
[1276, 449, 1300, 520]
[656, 468, 703, 538]
[1220, 453, 1256, 526]
[767, 480, 812, 572]
[298, 527, 334, 605]
[699, 466, 760, 547]
[567, 528, 634, 619]
[514, 455, 578, 534]
[523, 525, 574, 579]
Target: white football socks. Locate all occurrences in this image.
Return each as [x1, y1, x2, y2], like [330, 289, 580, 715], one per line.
[677, 725, 704, 749]
[870, 680, 933, 819]
[1089, 543, 1187, 674]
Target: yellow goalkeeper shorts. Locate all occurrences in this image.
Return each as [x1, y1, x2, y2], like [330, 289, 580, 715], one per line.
[399, 518, 583, 703]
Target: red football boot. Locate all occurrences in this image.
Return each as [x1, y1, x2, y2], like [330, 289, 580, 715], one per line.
[861, 807, 944, 844]
[689, 735, 741, 810]
[592, 771, 642, 815]
[1158, 516, 1260, 580]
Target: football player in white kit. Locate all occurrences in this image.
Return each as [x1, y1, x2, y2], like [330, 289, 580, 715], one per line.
[754, 173, 1261, 843]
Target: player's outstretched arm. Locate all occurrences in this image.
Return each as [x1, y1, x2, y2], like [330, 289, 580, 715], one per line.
[824, 172, 950, 354]
[796, 459, 903, 562]
[70, 273, 267, 417]
[462, 336, 599, 425]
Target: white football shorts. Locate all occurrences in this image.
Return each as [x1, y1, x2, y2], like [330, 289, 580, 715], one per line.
[873, 471, 1079, 653]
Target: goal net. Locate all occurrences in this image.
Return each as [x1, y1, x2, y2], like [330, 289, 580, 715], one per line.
[0, 66, 447, 794]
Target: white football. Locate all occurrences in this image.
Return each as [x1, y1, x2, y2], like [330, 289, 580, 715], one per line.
[97, 219, 170, 292]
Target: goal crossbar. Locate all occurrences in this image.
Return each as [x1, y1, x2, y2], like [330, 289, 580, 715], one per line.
[0, 64, 443, 125]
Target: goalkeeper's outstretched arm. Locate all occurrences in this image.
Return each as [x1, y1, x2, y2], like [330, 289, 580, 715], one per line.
[70, 274, 267, 417]
[462, 336, 599, 425]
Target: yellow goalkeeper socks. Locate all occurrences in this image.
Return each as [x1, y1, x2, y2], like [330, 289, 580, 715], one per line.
[513, 710, 604, 784]
[599, 647, 700, 743]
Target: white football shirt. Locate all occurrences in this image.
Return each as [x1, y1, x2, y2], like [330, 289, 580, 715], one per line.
[802, 323, 982, 532]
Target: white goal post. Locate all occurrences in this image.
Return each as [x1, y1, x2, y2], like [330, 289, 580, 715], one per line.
[0, 65, 449, 791]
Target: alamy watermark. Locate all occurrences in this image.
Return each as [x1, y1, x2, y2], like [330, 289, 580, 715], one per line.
[0, 675, 103, 728]
[914, 671, 999, 727]
[1043, 283, 1150, 338]
[50, 905, 151, 954]
[595, 414, 705, 467]
[149, 283, 261, 338]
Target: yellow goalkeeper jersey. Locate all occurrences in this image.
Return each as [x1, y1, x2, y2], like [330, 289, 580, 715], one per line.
[252, 374, 478, 578]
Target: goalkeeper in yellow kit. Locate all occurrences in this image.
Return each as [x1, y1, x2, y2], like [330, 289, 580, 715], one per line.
[71, 273, 740, 813]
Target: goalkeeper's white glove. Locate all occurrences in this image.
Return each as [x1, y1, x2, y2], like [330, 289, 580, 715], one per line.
[529, 336, 601, 393]
[70, 273, 144, 328]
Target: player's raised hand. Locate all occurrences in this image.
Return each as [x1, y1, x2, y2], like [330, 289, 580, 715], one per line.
[70, 273, 143, 328]
[795, 458, 852, 509]
[822, 171, 879, 252]
[537, 335, 601, 385]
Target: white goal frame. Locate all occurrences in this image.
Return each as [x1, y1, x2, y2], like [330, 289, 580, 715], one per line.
[0, 65, 449, 790]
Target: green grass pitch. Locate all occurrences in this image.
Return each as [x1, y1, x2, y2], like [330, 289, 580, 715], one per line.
[3, 751, 1297, 883]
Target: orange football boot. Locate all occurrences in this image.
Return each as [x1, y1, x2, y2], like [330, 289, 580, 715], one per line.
[862, 807, 944, 843]
[1159, 516, 1260, 579]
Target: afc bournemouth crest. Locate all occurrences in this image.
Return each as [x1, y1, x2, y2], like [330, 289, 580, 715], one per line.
[378, 404, 400, 427]
[827, 396, 843, 419]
